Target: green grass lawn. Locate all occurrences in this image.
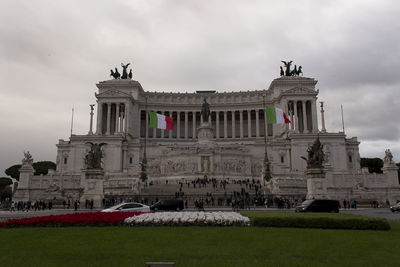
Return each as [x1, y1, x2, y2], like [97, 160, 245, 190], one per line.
[1, 214, 399, 266]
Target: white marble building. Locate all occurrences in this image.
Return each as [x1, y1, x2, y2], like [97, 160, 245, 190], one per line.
[13, 74, 400, 206]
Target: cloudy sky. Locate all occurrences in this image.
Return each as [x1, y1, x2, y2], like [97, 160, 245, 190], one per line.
[1, 0, 399, 176]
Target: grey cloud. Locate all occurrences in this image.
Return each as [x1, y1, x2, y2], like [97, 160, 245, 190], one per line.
[1, 0, 400, 175]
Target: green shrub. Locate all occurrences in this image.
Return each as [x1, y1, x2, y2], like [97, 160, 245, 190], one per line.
[251, 215, 390, 230]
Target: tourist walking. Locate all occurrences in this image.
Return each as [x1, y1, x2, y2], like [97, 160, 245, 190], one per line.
[10, 201, 15, 212]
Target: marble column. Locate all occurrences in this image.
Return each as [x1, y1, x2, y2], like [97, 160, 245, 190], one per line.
[184, 111, 188, 139]
[216, 111, 220, 139]
[120, 110, 124, 133]
[177, 111, 181, 139]
[170, 111, 173, 138]
[192, 112, 196, 139]
[161, 111, 165, 138]
[153, 111, 156, 138]
[312, 100, 318, 133]
[124, 103, 129, 134]
[115, 103, 120, 134]
[289, 102, 294, 130]
[302, 101, 308, 133]
[239, 110, 243, 138]
[96, 102, 103, 135]
[106, 103, 111, 135]
[231, 111, 235, 138]
[256, 110, 260, 137]
[224, 111, 228, 138]
[247, 110, 251, 138]
[294, 101, 299, 133]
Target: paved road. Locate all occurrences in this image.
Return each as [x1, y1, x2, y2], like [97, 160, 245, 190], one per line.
[1, 207, 399, 222]
[341, 208, 400, 222]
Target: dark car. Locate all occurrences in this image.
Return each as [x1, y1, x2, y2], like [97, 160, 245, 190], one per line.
[390, 202, 400, 212]
[295, 199, 340, 213]
[150, 199, 184, 211]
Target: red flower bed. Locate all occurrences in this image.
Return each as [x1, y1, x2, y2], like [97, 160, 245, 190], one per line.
[0, 212, 147, 227]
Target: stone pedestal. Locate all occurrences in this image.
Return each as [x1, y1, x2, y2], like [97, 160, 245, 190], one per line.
[80, 169, 105, 208]
[13, 162, 35, 202]
[382, 163, 399, 186]
[197, 122, 215, 175]
[305, 168, 327, 199]
[197, 122, 214, 145]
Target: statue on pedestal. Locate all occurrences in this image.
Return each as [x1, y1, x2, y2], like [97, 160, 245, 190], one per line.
[280, 61, 303, 76]
[22, 151, 34, 166]
[109, 62, 133, 79]
[85, 142, 107, 169]
[384, 149, 394, 164]
[301, 137, 325, 169]
[201, 98, 210, 123]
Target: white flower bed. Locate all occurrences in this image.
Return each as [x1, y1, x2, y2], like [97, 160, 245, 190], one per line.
[124, 211, 250, 226]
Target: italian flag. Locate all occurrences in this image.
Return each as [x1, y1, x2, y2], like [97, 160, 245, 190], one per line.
[265, 106, 291, 124]
[149, 111, 174, 130]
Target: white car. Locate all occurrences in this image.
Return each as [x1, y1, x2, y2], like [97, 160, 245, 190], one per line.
[101, 202, 150, 213]
[390, 202, 400, 212]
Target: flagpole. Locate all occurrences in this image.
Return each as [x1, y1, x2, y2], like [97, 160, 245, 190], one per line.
[144, 97, 147, 155]
[341, 104, 345, 134]
[70, 107, 74, 137]
[263, 94, 272, 185]
[140, 97, 148, 183]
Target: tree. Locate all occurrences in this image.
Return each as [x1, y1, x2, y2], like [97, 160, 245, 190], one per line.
[360, 158, 383, 174]
[32, 161, 56, 176]
[5, 164, 21, 180]
[0, 177, 12, 187]
[4, 161, 56, 181]
[397, 163, 400, 184]
[0, 177, 13, 201]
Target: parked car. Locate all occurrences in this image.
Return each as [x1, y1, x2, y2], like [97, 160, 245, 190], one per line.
[390, 202, 400, 212]
[101, 202, 150, 213]
[295, 199, 340, 213]
[150, 199, 184, 211]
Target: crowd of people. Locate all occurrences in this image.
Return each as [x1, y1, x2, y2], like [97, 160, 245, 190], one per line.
[9, 200, 53, 212]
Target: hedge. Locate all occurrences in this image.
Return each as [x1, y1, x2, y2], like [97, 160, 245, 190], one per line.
[252, 215, 390, 230]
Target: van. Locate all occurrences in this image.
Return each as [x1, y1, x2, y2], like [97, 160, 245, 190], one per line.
[150, 199, 184, 211]
[295, 199, 340, 213]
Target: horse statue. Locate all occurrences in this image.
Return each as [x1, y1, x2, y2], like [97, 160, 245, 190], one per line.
[296, 66, 303, 76]
[110, 68, 120, 79]
[280, 66, 284, 76]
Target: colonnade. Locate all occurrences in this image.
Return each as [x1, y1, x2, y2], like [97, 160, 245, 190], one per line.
[96, 102, 128, 135]
[287, 100, 317, 133]
[140, 99, 317, 139]
[140, 109, 273, 139]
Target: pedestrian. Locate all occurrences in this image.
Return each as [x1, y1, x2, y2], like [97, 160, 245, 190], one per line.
[10, 201, 15, 212]
[74, 200, 78, 211]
